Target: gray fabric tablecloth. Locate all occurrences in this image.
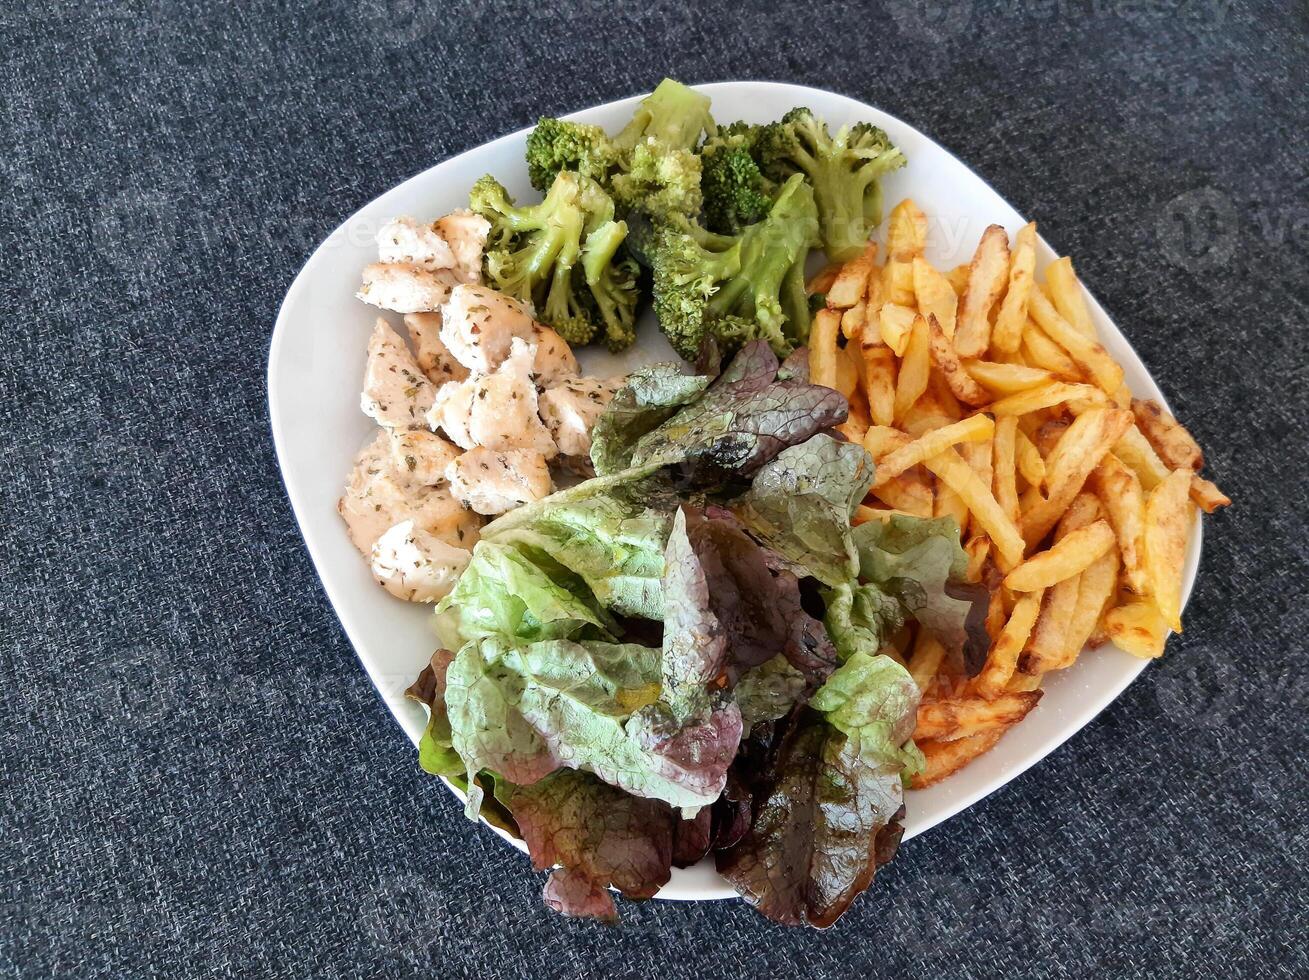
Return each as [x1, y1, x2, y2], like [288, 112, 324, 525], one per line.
[3, 1, 1306, 976]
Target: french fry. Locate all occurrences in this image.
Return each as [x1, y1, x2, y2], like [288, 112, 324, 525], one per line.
[991, 222, 1037, 353]
[840, 302, 866, 341]
[892, 314, 931, 424]
[836, 395, 870, 444]
[1058, 544, 1120, 667]
[1088, 453, 1148, 593]
[1004, 520, 1116, 591]
[1028, 285, 1124, 394]
[1113, 424, 1170, 491]
[1104, 599, 1170, 659]
[1020, 576, 1080, 674]
[863, 425, 910, 459]
[928, 369, 964, 422]
[913, 256, 959, 338]
[1044, 256, 1096, 338]
[865, 259, 885, 316]
[945, 263, 970, 295]
[1143, 469, 1193, 632]
[1021, 322, 1083, 381]
[1015, 429, 1046, 488]
[908, 629, 947, 693]
[914, 692, 1043, 742]
[910, 730, 1006, 788]
[835, 340, 860, 399]
[808, 308, 841, 390]
[807, 264, 841, 295]
[872, 471, 935, 517]
[976, 589, 1044, 696]
[988, 381, 1107, 417]
[923, 447, 1026, 567]
[993, 415, 1020, 525]
[860, 342, 898, 427]
[1131, 398, 1204, 471]
[1020, 408, 1134, 548]
[827, 243, 878, 308]
[935, 483, 971, 537]
[1189, 475, 1231, 513]
[927, 314, 990, 406]
[964, 359, 1053, 395]
[960, 437, 993, 503]
[955, 225, 1011, 358]
[964, 534, 991, 582]
[882, 261, 916, 307]
[886, 199, 928, 261]
[871, 414, 996, 486]
[878, 302, 916, 356]
[1007, 671, 1044, 692]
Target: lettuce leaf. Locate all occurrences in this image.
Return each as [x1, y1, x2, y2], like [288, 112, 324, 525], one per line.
[590, 363, 712, 476]
[809, 651, 924, 775]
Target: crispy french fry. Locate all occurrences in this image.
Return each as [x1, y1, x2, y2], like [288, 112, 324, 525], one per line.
[863, 425, 910, 459]
[935, 483, 971, 537]
[1189, 475, 1230, 513]
[1058, 544, 1120, 667]
[872, 414, 996, 487]
[1113, 424, 1170, 491]
[1021, 322, 1083, 381]
[827, 243, 878, 308]
[923, 447, 1026, 567]
[1005, 520, 1115, 591]
[1088, 453, 1148, 593]
[992, 222, 1037, 353]
[960, 437, 993, 501]
[886, 199, 928, 261]
[1015, 429, 1046, 488]
[955, 225, 1011, 358]
[892, 314, 931, 424]
[964, 534, 991, 582]
[808, 308, 841, 390]
[1044, 256, 1096, 338]
[1131, 398, 1204, 472]
[1020, 576, 1079, 674]
[1143, 469, 1193, 632]
[908, 629, 947, 693]
[928, 369, 964, 422]
[835, 341, 860, 399]
[1104, 599, 1170, 658]
[865, 259, 885, 315]
[976, 589, 1044, 696]
[1028, 285, 1123, 394]
[913, 256, 958, 338]
[840, 302, 866, 341]
[860, 342, 898, 427]
[878, 302, 916, 356]
[988, 381, 1107, 417]
[872, 471, 935, 517]
[836, 395, 870, 444]
[807, 264, 841, 295]
[914, 692, 1043, 742]
[964, 359, 1053, 395]
[910, 730, 1006, 788]
[945, 263, 970, 295]
[993, 415, 1020, 525]
[927, 314, 990, 406]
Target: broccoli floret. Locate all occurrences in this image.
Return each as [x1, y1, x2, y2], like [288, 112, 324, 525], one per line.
[756, 107, 906, 262]
[470, 171, 639, 352]
[606, 79, 715, 223]
[699, 122, 775, 233]
[613, 78, 715, 154]
[648, 173, 819, 360]
[524, 117, 616, 192]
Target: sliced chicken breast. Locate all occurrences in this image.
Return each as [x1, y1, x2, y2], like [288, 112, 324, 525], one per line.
[357, 263, 458, 314]
[377, 216, 458, 272]
[538, 376, 622, 457]
[440, 284, 578, 385]
[433, 209, 490, 284]
[388, 429, 461, 485]
[360, 318, 436, 429]
[445, 447, 552, 515]
[403, 312, 469, 385]
[370, 520, 471, 603]
[427, 338, 558, 457]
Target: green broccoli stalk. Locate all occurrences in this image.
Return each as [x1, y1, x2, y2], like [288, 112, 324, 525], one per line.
[649, 173, 819, 360]
[756, 108, 906, 262]
[612, 78, 715, 154]
[609, 79, 716, 223]
[470, 172, 639, 352]
[699, 122, 775, 234]
[524, 117, 616, 193]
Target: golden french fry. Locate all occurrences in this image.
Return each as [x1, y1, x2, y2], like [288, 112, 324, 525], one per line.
[872, 414, 996, 487]
[1088, 453, 1148, 593]
[945, 263, 970, 295]
[836, 387, 870, 443]
[923, 447, 1026, 567]
[960, 437, 993, 511]
[964, 359, 1053, 395]
[955, 225, 1011, 358]
[913, 256, 958, 339]
[807, 264, 841, 295]
[882, 260, 916, 307]
[1015, 429, 1046, 488]
[860, 342, 898, 427]
[976, 589, 1044, 697]
[1028, 285, 1123, 394]
[1104, 599, 1170, 659]
[827, 243, 878, 308]
[1058, 544, 1120, 667]
[887, 199, 928, 261]
[835, 340, 860, 399]
[863, 425, 910, 459]
[878, 302, 916, 356]
[1004, 520, 1115, 591]
[871, 471, 935, 517]
[1021, 322, 1083, 381]
[908, 629, 947, 694]
[964, 534, 991, 583]
[935, 483, 971, 536]
[914, 692, 1043, 742]
[1131, 398, 1204, 472]
[1113, 424, 1170, 491]
[993, 415, 1020, 525]
[892, 314, 931, 424]
[1044, 256, 1096, 338]
[927, 314, 990, 406]
[1189, 475, 1231, 513]
[840, 301, 866, 341]
[910, 730, 1006, 788]
[1019, 576, 1080, 674]
[808, 308, 841, 390]
[988, 381, 1107, 416]
[928, 370, 964, 421]
[991, 221, 1037, 353]
[1143, 469, 1193, 632]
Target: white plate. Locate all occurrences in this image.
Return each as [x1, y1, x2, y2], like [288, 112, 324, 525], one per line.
[269, 81, 1201, 903]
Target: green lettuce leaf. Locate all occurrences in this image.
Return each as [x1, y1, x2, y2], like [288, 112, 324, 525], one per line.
[590, 363, 711, 476]
[809, 651, 924, 775]
[820, 581, 905, 662]
[734, 655, 808, 730]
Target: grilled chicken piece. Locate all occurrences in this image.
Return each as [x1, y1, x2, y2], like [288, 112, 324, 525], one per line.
[445, 447, 552, 515]
[388, 429, 461, 485]
[370, 520, 471, 602]
[538, 376, 621, 457]
[357, 263, 459, 314]
[376, 216, 458, 272]
[427, 338, 558, 457]
[338, 432, 481, 555]
[360, 318, 437, 429]
[433, 209, 490, 284]
[440, 284, 578, 385]
[403, 312, 469, 385]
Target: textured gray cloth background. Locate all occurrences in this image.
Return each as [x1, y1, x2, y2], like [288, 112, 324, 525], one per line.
[2, 0, 1306, 976]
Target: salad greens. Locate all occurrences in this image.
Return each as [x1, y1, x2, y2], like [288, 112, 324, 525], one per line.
[416, 341, 985, 925]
